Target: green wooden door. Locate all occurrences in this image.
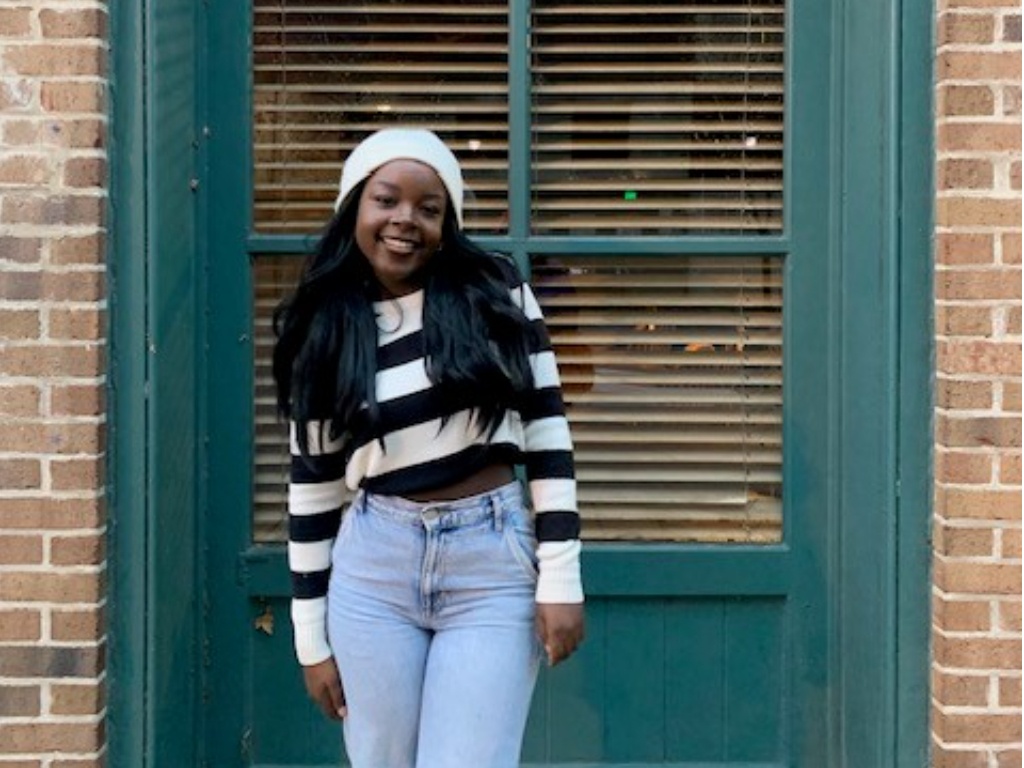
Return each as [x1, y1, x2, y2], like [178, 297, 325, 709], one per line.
[195, 1, 931, 767]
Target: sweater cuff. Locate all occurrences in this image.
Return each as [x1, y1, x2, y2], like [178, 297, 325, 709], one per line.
[291, 598, 333, 666]
[535, 540, 584, 604]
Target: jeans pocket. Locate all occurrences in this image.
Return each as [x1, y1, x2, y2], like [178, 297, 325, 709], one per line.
[503, 521, 539, 581]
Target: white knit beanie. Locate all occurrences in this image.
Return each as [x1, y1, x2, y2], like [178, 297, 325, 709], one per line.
[334, 128, 465, 226]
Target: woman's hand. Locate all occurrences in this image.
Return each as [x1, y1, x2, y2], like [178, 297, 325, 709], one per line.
[302, 657, 347, 720]
[535, 603, 585, 666]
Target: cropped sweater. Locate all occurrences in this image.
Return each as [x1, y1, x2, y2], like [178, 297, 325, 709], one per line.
[287, 269, 583, 665]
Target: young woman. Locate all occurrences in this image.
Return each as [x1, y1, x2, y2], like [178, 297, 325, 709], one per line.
[272, 128, 584, 768]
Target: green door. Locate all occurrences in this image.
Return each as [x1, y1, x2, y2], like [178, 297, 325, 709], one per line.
[197, 1, 930, 766]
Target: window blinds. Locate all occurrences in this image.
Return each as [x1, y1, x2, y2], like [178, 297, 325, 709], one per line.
[253, 0, 511, 234]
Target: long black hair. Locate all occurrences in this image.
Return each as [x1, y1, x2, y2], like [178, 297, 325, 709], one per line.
[272, 183, 536, 455]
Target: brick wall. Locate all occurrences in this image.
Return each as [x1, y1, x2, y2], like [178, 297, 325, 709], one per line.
[934, 1, 1023, 767]
[0, 2, 108, 766]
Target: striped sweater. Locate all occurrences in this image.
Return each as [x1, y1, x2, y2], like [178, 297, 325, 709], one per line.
[287, 272, 583, 665]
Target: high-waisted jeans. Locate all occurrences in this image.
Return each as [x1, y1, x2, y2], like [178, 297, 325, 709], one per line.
[327, 480, 542, 768]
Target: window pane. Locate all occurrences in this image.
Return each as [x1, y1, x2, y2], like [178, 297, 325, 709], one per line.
[252, 0, 511, 235]
[531, 0, 785, 235]
[532, 255, 783, 542]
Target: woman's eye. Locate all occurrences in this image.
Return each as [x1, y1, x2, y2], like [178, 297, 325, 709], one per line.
[374, 195, 395, 206]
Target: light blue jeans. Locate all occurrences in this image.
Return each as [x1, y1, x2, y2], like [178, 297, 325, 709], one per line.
[328, 480, 542, 768]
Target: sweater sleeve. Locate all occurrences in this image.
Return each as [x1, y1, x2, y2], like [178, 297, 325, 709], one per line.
[513, 280, 584, 604]
[288, 419, 345, 665]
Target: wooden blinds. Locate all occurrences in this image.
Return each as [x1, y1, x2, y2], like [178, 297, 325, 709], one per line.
[531, 1, 785, 234]
[251, 255, 782, 543]
[253, 0, 785, 236]
[252, 1, 511, 234]
[532, 255, 782, 541]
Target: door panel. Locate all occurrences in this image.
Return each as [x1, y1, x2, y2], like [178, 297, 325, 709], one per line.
[205, 1, 837, 766]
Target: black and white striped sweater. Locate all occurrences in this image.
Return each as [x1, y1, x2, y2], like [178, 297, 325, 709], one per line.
[287, 275, 583, 665]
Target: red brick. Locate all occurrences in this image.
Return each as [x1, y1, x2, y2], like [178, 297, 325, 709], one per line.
[39, 9, 108, 39]
[0, 686, 41, 718]
[0, 609, 41, 642]
[937, 232, 995, 266]
[50, 533, 105, 566]
[938, 51, 1023, 81]
[0, 236, 42, 264]
[998, 601, 1022, 632]
[936, 415, 1021, 449]
[0, 8, 32, 37]
[937, 449, 996, 484]
[50, 234, 105, 266]
[0, 534, 43, 564]
[50, 682, 104, 716]
[0, 309, 41, 340]
[0, 723, 102, 753]
[42, 270, 105, 302]
[0, 497, 103, 530]
[1004, 382, 1022, 411]
[938, 487, 1023, 521]
[1003, 85, 1022, 116]
[931, 748, 990, 768]
[0, 345, 104, 379]
[937, 379, 994, 409]
[935, 559, 1023, 595]
[40, 81, 105, 113]
[50, 385, 105, 417]
[933, 669, 990, 707]
[939, 13, 997, 44]
[934, 596, 993, 632]
[938, 340, 1023, 376]
[0, 385, 41, 418]
[936, 196, 1023, 228]
[0, 155, 50, 186]
[1007, 306, 1022, 335]
[64, 157, 106, 188]
[936, 523, 996, 556]
[3, 118, 105, 150]
[1, 194, 103, 227]
[0, 270, 41, 300]
[1000, 454, 1022, 484]
[939, 85, 996, 117]
[51, 607, 105, 643]
[997, 675, 1021, 707]
[939, 158, 995, 190]
[1010, 160, 1022, 191]
[50, 456, 105, 494]
[938, 268, 1022, 301]
[1000, 528, 1022, 558]
[1004, 13, 1022, 42]
[936, 305, 993, 336]
[996, 749, 1024, 768]
[934, 712, 1022, 744]
[0, 460, 42, 491]
[2, 44, 105, 78]
[1002, 233, 1021, 265]
[0, 572, 104, 603]
[48, 307, 105, 341]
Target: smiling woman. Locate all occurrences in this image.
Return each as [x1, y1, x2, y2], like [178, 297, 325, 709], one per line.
[270, 128, 584, 768]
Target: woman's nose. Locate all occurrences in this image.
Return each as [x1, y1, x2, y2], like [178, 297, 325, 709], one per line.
[390, 204, 413, 224]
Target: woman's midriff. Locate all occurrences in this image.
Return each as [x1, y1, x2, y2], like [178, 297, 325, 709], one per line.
[402, 463, 515, 503]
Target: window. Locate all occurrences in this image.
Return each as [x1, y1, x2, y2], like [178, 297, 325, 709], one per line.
[252, 0, 785, 544]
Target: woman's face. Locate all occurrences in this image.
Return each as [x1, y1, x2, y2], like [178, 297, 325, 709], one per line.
[355, 159, 448, 297]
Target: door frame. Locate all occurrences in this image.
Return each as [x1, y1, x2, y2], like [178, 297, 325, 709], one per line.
[107, 0, 934, 765]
